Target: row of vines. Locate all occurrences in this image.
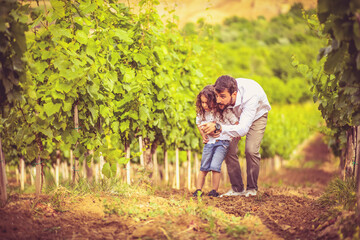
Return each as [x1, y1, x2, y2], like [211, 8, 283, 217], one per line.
[292, 0, 360, 218]
[0, 0, 324, 206]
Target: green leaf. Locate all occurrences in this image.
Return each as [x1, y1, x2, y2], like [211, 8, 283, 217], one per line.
[86, 39, 96, 58]
[51, 28, 72, 39]
[50, 0, 65, 18]
[133, 53, 147, 65]
[88, 106, 99, 121]
[111, 121, 119, 132]
[40, 128, 53, 138]
[32, 61, 48, 74]
[103, 72, 116, 92]
[100, 105, 111, 118]
[129, 111, 138, 120]
[120, 120, 130, 132]
[139, 105, 150, 122]
[112, 29, 133, 44]
[56, 82, 73, 93]
[87, 82, 100, 98]
[79, 2, 97, 14]
[76, 30, 88, 45]
[44, 102, 62, 117]
[63, 101, 73, 112]
[117, 157, 129, 165]
[324, 44, 346, 74]
[123, 68, 135, 83]
[102, 162, 112, 178]
[154, 76, 164, 88]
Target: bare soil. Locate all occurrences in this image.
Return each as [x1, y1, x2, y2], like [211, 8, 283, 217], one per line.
[0, 134, 346, 240]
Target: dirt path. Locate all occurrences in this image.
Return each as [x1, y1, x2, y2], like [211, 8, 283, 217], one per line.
[216, 133, 338, 239]
[157, 134, 339, 239]
[0, 133, 338, 239]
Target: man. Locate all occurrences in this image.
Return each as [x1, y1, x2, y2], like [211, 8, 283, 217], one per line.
[200, 75, 271, 197]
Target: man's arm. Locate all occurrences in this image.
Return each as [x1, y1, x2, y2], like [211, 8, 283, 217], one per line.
[201, 95, 258, 138]
[222, 95, 258, 137]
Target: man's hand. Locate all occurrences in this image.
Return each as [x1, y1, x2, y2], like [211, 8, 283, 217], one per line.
[200, 122, 215, 135]
[200, 122, 221, 137]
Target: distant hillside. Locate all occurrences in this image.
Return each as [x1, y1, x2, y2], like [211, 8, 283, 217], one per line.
[29, 0, 317, 27]
[155, 0, 317, 26]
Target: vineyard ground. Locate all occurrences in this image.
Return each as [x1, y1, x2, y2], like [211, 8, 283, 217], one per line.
[0, 134, 357, 239]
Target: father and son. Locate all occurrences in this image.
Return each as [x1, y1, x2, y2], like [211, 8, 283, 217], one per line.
[193, 75, 271, 198]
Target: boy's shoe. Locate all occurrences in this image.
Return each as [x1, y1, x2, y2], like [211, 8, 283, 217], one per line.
[192, 189, 203, 197]
[245, 189, 257, 197]
[207, 190, 220, 197]
[219, 188, 246, 197]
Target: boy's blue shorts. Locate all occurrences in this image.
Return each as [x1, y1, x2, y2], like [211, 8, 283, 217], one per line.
[200, 140, 230, 172]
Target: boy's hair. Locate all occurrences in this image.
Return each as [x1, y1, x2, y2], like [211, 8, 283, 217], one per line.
[196, 85, 217, 120]
[214, 75, 238, 95]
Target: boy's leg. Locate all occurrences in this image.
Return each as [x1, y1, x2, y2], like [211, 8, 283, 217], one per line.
[196, 144, 214, 191]
[196, 171, 208, 190]
[212, 171, 221, 191]
[224, 138, 244, 192]
[245, 113, 268, 191]
[209, 141, 230, 192]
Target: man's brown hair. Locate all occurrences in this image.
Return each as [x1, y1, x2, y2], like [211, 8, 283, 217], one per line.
[214, 75, 237, 94]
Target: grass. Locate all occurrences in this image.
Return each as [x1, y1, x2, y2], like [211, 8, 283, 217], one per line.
[318, 177, 356, 211]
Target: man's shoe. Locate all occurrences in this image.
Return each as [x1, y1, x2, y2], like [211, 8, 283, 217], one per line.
[245, 189, 257, 197]
[219, 189, 246, 197]
[192, 189, 203, 197]
[207, 190, 220, 197]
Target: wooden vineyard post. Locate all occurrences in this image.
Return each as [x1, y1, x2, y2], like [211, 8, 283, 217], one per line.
[87, 151, 94, 182]
[83, 158, 86, 179]
[20, 157, 26, 191]
[344, 128, 354, 179]
[70, 150, 73, 181]
[0, 137, 7, 206]
[99, 152, 104, 180]
[94, 163, 99, 183]
[153, 150, 158, 184]
[352, 127, 357, 178]
[175, 147, 180, 189]
[164, 150, 169, 184]
[355, 126, 360, 223]
[30, 167, 35, 185]
[15, 167, 19, 185]
[187, 150, 191, 190]
[139, 137, 144, 166]
[194, 153, 199, 187]
[126, 144, 131, 185]
[72, 103, 80, 183]
[62, 162, 68, 180]
[55, 150, 60, 187]
[35, 154, 41, 196]
[116, 162, 121, 178]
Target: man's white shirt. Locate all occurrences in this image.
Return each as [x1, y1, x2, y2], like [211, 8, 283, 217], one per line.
[221, 78, 271, 138]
